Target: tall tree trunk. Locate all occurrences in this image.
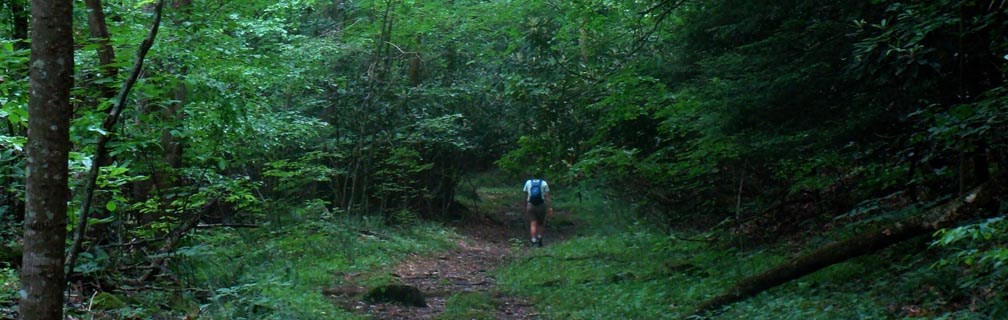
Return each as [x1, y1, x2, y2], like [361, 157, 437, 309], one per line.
[578, 21, 588, 64]
[408, 35, 421, 87]
[21, 0, 74, 319]
[972, 142, 990, 184]
[161, 0, 190, 177]
[332, 0, 345, 33]
[373, 0, 394, 83]
[77, 0, 119, 260]
[65, 0, 166, 278]
[83, 0, 117, 98]
[9, 0, 30, 51]
[161, 79, 185, 170]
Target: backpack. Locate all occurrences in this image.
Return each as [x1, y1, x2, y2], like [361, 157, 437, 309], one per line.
[529, 179, 544, 205]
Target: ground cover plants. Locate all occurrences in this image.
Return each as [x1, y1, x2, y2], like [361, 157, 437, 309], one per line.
[2, 0, 1006, 318]
[70, 201, 458, 319]
[496, 187, 1007, 319]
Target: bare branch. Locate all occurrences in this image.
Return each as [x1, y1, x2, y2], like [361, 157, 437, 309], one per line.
[66, 0, 168, 279]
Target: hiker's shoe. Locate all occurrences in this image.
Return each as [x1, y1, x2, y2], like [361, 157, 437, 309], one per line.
[530, 239, 538, 247]
[537, 237, 544, 247]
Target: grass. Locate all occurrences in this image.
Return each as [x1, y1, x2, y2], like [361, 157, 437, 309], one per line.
[438, 292, 498, 320]
[191, 214, 456, 319]
[88, 201, 460, 319]
[494, 188, 712, 319]
[492, 181, 1007, 319]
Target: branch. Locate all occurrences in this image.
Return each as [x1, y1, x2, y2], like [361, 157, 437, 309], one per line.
[693, 177, 1004, 315]
[131, 200, 215, 284]
[96, 237, 165, 249]
[586, 0, 688, 81]
[65, 0, 167, 278]
[626, 0, 686, 59]
[194, 223, 259, 229]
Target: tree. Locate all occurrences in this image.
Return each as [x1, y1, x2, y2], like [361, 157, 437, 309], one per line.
[65, 0, 166, 278]
[83, 0, 116, 99]
[20, 0, 74, 318]
[8, 0, 29, 51]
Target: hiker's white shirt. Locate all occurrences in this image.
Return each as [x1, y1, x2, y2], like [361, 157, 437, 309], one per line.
[523, 179, 550, 200]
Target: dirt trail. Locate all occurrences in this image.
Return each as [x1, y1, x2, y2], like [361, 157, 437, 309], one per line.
[331, 200, 576, 319]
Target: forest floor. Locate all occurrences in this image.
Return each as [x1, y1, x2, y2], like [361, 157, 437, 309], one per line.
[326, 190, 578, 319]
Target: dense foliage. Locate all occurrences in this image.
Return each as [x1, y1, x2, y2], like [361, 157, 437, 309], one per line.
[502, 0, 1007, 228]
[1, 0, 1006, 318]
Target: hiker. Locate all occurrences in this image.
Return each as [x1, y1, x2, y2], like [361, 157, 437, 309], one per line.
[523, 176, 553, 247]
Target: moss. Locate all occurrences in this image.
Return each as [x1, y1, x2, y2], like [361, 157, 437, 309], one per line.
[91, 292, 126, 310]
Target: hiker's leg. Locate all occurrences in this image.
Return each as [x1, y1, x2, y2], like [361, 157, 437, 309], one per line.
[533, 206, 546, 239]
[526, 202, 537, 240]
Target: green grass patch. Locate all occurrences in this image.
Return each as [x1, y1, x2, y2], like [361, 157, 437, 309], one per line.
[108, 203, 460, 319]
[438, 291, 498, 320]
[495, 216, 1008, 319]
[492, 180, 1008, 319]
[494, 226, 922, 319]
[495, 230, 720, 319]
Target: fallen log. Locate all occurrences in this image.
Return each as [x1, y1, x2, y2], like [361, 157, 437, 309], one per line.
[694, 178, 1004, 315]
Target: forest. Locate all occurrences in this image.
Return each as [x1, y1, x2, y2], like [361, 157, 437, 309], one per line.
[1, 0, 1006, 319]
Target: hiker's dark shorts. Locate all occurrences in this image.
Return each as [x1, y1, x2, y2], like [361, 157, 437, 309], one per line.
[526, 202, 546, 224]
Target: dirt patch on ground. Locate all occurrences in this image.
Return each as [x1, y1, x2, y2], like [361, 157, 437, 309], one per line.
[326, 200, 576, 319]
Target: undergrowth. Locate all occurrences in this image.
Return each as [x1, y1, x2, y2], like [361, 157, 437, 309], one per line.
[89, 200, 458, 319]
[495, 182, 1008, 319]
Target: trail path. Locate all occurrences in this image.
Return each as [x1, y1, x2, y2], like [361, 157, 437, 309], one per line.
[328, 195, 576, 319]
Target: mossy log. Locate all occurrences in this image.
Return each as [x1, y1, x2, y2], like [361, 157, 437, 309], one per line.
[694, 178, 1004, 315]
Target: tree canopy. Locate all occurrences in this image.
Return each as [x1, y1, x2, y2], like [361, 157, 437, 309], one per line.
[1, 0, 1006, 318]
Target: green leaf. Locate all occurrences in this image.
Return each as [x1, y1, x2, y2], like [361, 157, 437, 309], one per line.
[106, 201, 117, 212]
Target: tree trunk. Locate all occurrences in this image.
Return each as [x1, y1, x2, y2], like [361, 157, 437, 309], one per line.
[578, 21, 588, 64]
[332, 0, 345, 33]
[9, 0, 30, 51]
[66, 0, 166, 278]
[161, 80, 185, 170]
[76, 0, 119, 265]
[20, 0, 74, 319]
[373, 0, 394, 83]
[972, 142, 990, 184]
[83, 0, 117, 98]
[162, 0, 190, 173]
[408, 35, 421, 87]
[694, 178, 1004, 315]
